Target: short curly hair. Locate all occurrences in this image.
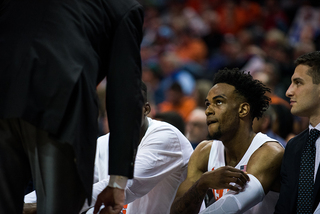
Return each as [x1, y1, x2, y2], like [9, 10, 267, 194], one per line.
[212, 68, 271, 120]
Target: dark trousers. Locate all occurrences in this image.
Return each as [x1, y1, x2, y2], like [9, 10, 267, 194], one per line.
[0, 118, 86, 214]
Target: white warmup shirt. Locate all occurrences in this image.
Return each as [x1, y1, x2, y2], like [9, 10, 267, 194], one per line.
[84, 117, 194, 214]
[207, 132, 281, 214]
[24, 118, 194, 214]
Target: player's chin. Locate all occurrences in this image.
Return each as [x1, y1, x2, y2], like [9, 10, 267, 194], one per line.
[208, 131, 221, 140]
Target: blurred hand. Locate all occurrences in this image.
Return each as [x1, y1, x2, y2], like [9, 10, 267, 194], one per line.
[23, 203, 37, 214]
[200, 166, 250, 193]
[93, 186, 125, 214]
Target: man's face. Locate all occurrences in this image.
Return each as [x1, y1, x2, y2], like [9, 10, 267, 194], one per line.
[205, 83, 240, 140]
[186, 110, 208, 143]
[286, 64, 320, 119]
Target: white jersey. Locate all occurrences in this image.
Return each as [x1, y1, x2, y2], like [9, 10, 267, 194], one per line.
[207, 132, 280, 214]
[86, 117, 194, 214]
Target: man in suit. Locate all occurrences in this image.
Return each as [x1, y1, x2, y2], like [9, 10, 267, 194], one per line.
[275, 51, 320, 213]
[0, 0, 144, 213]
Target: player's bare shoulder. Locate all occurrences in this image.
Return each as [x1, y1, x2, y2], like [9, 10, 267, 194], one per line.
[189, 140, 213, 173]
[259, 141, 284, 156]
[251, 141, 284, 162]
[247, 141, 284, 193]
[196, 140, 213, 152]
[248, 140, 284, 174]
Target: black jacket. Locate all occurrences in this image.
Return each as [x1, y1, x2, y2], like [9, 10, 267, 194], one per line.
[0, 0, 144, 199]
[275, 129, 320, 213]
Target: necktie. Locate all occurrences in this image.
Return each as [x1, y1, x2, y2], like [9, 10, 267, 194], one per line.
[297, 129, 320, 213]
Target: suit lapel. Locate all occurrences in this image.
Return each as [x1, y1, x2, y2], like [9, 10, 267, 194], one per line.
[287, 129, 309, 211]
[293, 130, 309, 182]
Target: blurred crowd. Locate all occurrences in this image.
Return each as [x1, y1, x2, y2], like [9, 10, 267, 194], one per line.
[98, 0, 320, 147]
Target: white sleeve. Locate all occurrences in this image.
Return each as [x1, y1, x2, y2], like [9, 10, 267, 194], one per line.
[24, 191, 37, 203]
[199, 174, 265, 214]
[124, 128, 185, 204]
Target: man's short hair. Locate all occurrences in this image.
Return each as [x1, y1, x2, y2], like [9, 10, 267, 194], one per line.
[212, 68, 270, 120]
[295, 51, 320, 84]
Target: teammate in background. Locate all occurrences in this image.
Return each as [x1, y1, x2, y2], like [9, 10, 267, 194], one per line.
[25, 82, 195, 214]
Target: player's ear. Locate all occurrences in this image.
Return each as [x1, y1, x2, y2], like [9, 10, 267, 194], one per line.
[238, 102, 250, 118]
[144, 102, 151, 116]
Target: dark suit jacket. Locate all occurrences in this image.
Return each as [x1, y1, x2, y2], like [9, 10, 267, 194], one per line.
[0, 0, 144, 199]
[275, 129, 320, 213]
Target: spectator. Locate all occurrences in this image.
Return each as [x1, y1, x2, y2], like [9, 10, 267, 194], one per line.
[252, 104, 287, 147]
[186, 108, 209, 149]
[192, 79, 214, 108]
[158, 82, 197, 121]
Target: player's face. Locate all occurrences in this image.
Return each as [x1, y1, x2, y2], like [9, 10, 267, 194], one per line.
[286, 64, 320, 122]
[205, 83, 240, 141]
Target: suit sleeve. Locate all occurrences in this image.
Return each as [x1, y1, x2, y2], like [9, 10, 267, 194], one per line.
[274, 138, 294, 213]
[106, 3, 144, 178]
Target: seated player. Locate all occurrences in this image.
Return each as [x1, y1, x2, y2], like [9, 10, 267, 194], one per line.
[170, 68, 284, 214]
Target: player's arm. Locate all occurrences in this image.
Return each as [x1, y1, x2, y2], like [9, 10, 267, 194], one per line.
[170, 141, 249, 214]
[246, 141, 284, 194]
[199, 141, 284, 213]
[170, 141, 211, 214]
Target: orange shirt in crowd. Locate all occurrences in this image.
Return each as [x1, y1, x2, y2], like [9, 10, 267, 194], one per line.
[158, 96, 197, 121]
[175, 38, 208, 63]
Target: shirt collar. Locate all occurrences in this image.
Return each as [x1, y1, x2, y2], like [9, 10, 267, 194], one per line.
[309, 123, 320, 133]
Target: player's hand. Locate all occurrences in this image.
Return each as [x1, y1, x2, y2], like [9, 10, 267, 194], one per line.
[94, 186, 125, 214]
[199, 166, 250, 193]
